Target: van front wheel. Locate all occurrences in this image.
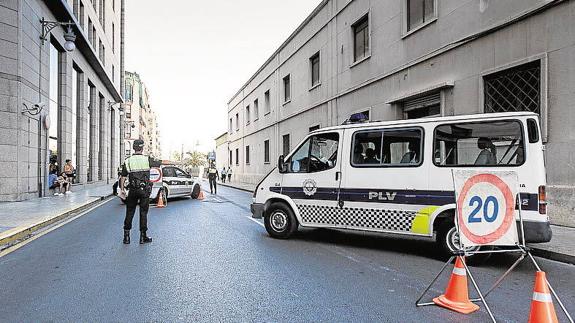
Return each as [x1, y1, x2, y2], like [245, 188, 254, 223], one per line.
[264, 202, 298, 239]
[437, 222, 492, 265]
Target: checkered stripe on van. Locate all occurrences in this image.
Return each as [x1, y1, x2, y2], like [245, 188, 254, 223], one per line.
[298, 204, 417, 232]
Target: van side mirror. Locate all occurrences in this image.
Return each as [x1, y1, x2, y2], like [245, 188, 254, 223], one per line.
[278, 155, 287, 173]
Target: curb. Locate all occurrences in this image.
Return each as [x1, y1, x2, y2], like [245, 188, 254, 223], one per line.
[529, 247, 575, 265]
[0, 195, 113, 249]
[219, 183, 254, 193]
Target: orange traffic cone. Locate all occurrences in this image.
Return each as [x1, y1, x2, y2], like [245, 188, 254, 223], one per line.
[156, 190, 166, 208]
[198, 190, 205, 200]
[433, 256, 480, 314]
[528, 271, 559, 323]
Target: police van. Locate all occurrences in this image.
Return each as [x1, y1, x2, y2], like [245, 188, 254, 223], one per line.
[251, 112, 551, 258]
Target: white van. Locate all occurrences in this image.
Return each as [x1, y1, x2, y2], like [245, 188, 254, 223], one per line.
[251, 112, 551, 256]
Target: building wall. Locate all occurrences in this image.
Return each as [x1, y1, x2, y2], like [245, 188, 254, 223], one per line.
[214, 132, 228, 173]
[0, 0, 123, 201]
[227, 0, 575, 226]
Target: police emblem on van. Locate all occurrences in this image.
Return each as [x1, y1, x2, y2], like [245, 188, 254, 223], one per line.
[302, 179, 318, 196]
[368, 191, 397, 201]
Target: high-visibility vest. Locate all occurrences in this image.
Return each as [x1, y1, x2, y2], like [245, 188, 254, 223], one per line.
[125, 155, 150, 173]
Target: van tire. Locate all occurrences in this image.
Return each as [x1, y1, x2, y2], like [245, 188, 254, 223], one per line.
[264, 202, 298, 239]
[436, 221, 493, 265]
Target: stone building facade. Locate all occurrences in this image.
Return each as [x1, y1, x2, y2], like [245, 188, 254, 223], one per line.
[226, 0, 575, 226]
[214, 132, 228, 173]
[124, 71, 161, 159]
[0, 0, 124, 201]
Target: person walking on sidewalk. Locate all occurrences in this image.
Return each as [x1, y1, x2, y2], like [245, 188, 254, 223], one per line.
[227, 167, 232, 183]
[208, 162, 219, 194]
[120, 139, 161, 245]
[221, 167, 227, 183]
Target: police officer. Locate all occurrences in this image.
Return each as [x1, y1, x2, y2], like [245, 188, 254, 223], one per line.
[207, 162, 219, 194]
[120, 139, 160, 244]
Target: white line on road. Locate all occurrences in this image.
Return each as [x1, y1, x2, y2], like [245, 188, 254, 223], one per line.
[247, 216, 265, 228]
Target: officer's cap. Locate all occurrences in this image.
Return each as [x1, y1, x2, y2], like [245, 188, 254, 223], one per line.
[133, 139, 145, 150]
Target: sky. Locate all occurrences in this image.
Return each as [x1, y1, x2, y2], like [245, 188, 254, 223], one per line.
[125, 0, 323, 159]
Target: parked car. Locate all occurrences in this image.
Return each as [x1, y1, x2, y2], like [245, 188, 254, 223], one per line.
[119, 165, 201, 204]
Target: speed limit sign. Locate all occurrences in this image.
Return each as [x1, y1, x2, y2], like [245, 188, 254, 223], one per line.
[453, 170, 520, 247]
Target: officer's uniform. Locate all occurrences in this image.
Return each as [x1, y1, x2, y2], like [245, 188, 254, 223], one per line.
[208, 165, 218, 194]
[121, 140, 160, 244]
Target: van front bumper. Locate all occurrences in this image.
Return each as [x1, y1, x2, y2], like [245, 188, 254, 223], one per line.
[521, 220, 552, 243]
[251, 203, 265, 219]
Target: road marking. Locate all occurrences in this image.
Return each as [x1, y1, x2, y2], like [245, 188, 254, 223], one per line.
[248, 216, 265, 228]
[0, 199, 112, 258]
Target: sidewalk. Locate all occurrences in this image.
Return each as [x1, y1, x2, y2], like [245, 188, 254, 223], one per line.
[217, 180, 575, 265]
[0, 183, 113, 248]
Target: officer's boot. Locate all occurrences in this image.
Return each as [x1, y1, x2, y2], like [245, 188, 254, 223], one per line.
[123, 230, 130, 244]
[140, 231, 152, 244]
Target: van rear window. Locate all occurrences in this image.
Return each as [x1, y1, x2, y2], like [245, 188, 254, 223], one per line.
[433, 120, 525, 167]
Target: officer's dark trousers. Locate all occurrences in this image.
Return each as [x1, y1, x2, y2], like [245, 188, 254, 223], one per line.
[124, 188, 150, 231]
[209, 176, 217, 194]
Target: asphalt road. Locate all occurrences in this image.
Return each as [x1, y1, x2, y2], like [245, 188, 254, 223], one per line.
[0, 184, 573, 322]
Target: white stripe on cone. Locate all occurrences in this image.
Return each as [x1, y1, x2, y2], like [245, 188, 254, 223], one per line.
[452, 267, 467, 276]
[532, 292, 553, 303]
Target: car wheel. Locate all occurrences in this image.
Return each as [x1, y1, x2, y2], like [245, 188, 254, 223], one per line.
[264, 202, 298, 239]
[436, 221, 492, 265]
[191, 184, 200, 199]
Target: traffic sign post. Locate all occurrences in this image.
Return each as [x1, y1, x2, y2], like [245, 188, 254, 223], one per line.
[416, 170, 573, 322]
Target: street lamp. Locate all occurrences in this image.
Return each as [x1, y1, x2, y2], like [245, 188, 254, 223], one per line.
[40, 18, 77, 51]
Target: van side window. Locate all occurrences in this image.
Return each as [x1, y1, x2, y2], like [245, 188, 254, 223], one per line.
[286, 132, 339, 173]
[527, 119, 540, 143]
[433, 120, 525, 167]
[352, 128, 422, 167]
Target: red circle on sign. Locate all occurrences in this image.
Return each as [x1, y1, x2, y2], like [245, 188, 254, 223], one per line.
[456, 173, 515, 245]
[150, 167, 162, 183]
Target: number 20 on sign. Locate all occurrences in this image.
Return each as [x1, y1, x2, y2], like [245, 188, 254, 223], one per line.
[453, 171, 520, 247]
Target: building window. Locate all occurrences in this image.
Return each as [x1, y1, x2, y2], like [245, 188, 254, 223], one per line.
[73, 0, 79, 18]
[245, 105, 250, 125]
[235, 113, 239, 130]
[403, 93, 441, 119]
[88, 19, 94, 46]
[229, 150, 232, 166]
[254, 99, 259, 120]
[407, 0, 436, 32]
[229, 118, 233, 133]
[264, 90, 271, 114]
[80, 2, 85, 29]
[282, 134, 290, 156]
[353, 15, 369, 62]
[99, 40, 105, 64]
[283, 74, 291, 103]
[92, 26, 97, 48]
[309, 125, 320, 132]
[112, 0, 115, 11]
[125, 83, 133, 101]
[245, 146, 250, 165]
[99, 0, 105, 27]
[112, 23, 115, 52]
[98, 94, 105, 181]
[484, 61, 541, 115]
[310, 52, 320, 87]
[264, 140, 270, 164]
[49, 43, 61, 169]
[235, 148, 239, 166]
[112, 65, 115, 81]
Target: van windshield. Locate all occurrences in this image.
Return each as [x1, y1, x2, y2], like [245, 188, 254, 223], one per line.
[434, 120, 525, 167]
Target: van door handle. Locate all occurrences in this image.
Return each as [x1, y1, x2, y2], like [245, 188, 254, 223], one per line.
[335, 171, 341, 181]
